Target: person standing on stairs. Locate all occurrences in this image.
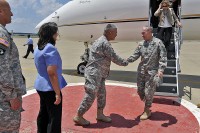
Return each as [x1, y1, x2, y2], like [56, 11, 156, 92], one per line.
[154, 0, 182, 51]
[127, 26, 167, 120]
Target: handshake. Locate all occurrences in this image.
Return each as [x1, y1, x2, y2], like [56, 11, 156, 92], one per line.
[123, 58, 132, 66]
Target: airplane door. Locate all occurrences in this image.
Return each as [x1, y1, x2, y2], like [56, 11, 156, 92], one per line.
[149, 0, 181, 28]
[149, 0, 162, 28]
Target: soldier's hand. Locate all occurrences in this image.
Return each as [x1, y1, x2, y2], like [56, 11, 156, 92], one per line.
[54, 94, 61, 105]
[157, 71, 163, 78]
[125, 61, 129, 66]
[177, 21, 182, 28]
[10, 97, 21, 110]
[123, 60, 129, 66]
[127, 58, 133, 63]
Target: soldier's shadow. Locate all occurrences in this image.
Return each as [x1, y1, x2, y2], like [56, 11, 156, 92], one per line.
[149, 111, 177, 127]
[84, 113, 140, 129]
[84, 112, 177, 129]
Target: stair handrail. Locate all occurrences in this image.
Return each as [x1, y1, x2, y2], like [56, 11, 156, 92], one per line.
[174, 5, 182, 59]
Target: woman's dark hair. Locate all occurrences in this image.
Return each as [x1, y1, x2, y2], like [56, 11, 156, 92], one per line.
[37, 22, 58, 50]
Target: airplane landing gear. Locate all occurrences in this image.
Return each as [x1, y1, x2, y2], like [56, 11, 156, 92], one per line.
[77, 42, 90, 74]
[77, 62, 87, 75]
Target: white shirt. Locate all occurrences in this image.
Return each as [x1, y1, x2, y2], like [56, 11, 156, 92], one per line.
[160, 13, 172, 28]
[26, 38, 33, 45]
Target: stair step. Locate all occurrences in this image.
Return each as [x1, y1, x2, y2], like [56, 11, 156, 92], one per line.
[164, 67, 176, 75]
[167, 60, 176, 67]
[160, 83, 177, 87]
[163, 75, 176, 77]
[167, 52, 175, 59]
[157, 85, 178, 93]
[166, 66, 176, 69]
[153, 27, 180, 96]
[163, 75, 177, 84]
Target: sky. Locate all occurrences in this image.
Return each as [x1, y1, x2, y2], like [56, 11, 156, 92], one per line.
[6, 0, 70, 33]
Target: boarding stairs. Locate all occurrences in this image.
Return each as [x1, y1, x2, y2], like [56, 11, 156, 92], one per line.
[153, 26, 182, 97]
[149, 2, 183, 97]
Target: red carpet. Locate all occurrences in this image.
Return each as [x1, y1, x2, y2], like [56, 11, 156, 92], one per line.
[20, 85, 199, 133]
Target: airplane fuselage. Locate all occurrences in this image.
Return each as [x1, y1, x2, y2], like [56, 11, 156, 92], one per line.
[36, 0, 200, 42]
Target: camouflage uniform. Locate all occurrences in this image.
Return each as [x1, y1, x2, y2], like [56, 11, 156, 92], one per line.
[77, 35, 128, 115]
[0, 24, 26, 132]
[128, 37, 167, 107]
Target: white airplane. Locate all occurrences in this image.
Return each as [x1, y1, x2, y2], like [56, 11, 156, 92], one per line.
[36, 0, 200, 41]
[35, 0, 200, 70]
[36, 0, 200, 73]
[36, 0, 200, 97]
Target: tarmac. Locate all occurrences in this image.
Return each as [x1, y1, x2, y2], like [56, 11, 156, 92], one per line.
[15, 37, 200, 105]
[20, 83, 199, 133]
[13, 37, 200, 132]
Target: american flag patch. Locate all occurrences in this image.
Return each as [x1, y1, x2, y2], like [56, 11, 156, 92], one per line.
[0, 38, 9, 47]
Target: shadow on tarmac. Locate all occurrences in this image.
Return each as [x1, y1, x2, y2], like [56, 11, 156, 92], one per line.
[85, 114, 140, 129]
[149, 111, 178, 127]
[83, 112, 177, 129]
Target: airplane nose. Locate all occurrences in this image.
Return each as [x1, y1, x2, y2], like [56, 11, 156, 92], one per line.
[35, 17, 50, 29]
[35, 15, 52, 29]
[35, 23, 41, 29]
[35, 12, 59, 30]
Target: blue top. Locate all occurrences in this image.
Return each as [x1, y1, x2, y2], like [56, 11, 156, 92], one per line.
[27, 38, 33, 45]
[34, 43, 67, 92]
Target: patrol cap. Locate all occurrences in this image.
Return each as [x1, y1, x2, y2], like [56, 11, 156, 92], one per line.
[104, 24, 117, 31]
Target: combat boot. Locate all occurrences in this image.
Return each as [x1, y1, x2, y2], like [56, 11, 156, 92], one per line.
[140, 107, 151, 120]
[197, 103, 200, 108]
[96, 109, 112, 123]
[73, 115, 90, 126]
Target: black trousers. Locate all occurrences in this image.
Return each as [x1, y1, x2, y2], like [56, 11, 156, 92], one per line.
[37, 91, 62, 133]
[24, 44, 34, 58]
[157, 27, 172, 50]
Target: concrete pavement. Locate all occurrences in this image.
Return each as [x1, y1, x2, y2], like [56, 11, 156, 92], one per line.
[14, 37, 200, 105]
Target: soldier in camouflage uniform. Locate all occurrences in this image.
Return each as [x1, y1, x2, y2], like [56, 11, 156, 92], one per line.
[73, 24, 128, 126]
[127, 26, 167, 120]
[0, 0, 26, 132]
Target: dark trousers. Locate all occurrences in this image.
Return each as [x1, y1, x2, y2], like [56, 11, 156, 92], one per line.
[157, 27, 172, 50]
[24, 44, 34, 58]
[37, 91, 62, 133]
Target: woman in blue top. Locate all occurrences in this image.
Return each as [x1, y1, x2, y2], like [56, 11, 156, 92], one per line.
[34, 22, 67, 133]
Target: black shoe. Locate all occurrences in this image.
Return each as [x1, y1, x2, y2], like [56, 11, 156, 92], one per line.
[23, 56, 27, 59]
[177, 70, 181, 73]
